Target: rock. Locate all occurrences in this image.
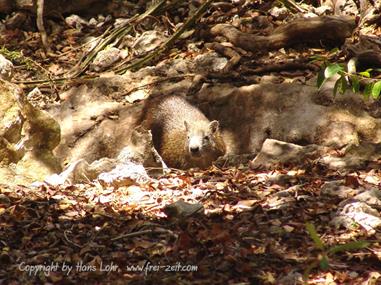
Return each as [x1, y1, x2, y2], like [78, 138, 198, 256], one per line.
[334, 0, 359, 16]
[26, 87, 52, 109]
[314, 5, 333, 15]
[132, 31, 166, 56]
[269, 6, 290, 20]
[118, 126, 166, 170]
[98, 162, 149, 187]
[45, 158, 116, 185]
[318, 143, 381, 171]
[250, 139, 325, 169]
[45, 126, 164, 185]
[0, 54, 13, 80]
[278, 271, 304, 285]
[48, 61, 381, 169]
[0, 80, 61, 185]
[331, 201, 381, 233]
[65, 14, 89, 29]
[198, 80, 381, 155]
[50, 83, 133, 164]
[320, 180, 362, 198]
[192, 52, 228, 73]
[350, 189, 381, 207]
[163, 200, 204, 220]
[317, 121, 359, 148]
[91, 47, 127, 71]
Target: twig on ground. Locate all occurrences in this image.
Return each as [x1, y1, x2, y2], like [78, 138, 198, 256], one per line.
[111, 228, 175, 241]
[36, 0, 48, 52]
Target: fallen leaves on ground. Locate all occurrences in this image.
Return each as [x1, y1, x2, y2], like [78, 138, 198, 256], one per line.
[1, 165, 380, 284]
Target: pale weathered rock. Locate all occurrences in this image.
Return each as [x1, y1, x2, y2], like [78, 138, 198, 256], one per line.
[318, 143, 381, 171]
[0, 54, 13, 80]
[269, 6, 290, 20]
[250, 139, 324, 169]
[45, 125, 165, 185]
[132, 30, 166, 56]
[198, 81, 381, 155]
[331, 201, 381, 233]
[65, 14, 89, 29]
[163, 200, 204, 220]
[91, 47, 127, 71]
[98, 163, 149, 187]
[350, 189, 381, 207]
[321, 180, 362, 198]
[47, 58, 381, 171]
[314, 5, 333, 15]
[0, 80, 61, 185]
[192, 52, 228, 73]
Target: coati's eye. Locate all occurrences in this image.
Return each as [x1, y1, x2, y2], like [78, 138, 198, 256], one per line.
[204, 136, 209, 141]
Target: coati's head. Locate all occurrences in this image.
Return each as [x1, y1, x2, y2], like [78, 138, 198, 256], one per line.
[184, 120, 221, 159]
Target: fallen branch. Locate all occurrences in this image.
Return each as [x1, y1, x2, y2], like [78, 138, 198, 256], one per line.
[205, 42, 241, 72]
[111, 228, 175, 241]
[211, 16, 356, 52]
[241, 61, 319, 74]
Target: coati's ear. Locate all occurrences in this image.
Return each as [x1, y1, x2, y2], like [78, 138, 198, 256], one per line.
[209, 120, 219, 133]
[184, 120, 190, 131]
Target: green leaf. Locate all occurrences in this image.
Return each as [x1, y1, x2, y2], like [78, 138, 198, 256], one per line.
[317, 70, 326, 89]
[333, 77, 340, 96]
[333, 76, 347, 96]
[339, 75, 348, 94]
[306, 223, 324, 250]
[371, 81, 381, 99]
[328, 241, 370, 255]
[359, 71, 370, 78]
[364, 83, 373, 99]
[328, 48, 340, 55]
[319, 255, 329, 270]
[359, 71, 371, 78]
[351, 75, 360, 93]
[324, 64, 343, 79]
[310, 55, 324, 61]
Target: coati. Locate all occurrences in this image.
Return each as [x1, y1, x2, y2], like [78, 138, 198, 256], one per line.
[140, 95, 226, 169]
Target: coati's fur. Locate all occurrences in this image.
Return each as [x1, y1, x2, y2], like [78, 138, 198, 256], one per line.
[140, 96, 226, 169]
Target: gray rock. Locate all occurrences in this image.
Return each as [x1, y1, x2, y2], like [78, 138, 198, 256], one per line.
[250, 139, 324, 169]
[0, 54, 13, 80]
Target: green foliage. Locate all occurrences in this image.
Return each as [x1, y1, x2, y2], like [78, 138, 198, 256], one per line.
[305, 222, 324, 250]
[350, 75, 360, 93]
[324, 63, 343, 78]
[317, 63, 345, 92]
[364, 83, 373, 99]
[303, 222, 369, 281]
[328, 240, 370, 255]
[316, 63, 381, 100]
[0, 47, 34, 70]
[333, 75, 347, 96]
[372, 81, 381, 99]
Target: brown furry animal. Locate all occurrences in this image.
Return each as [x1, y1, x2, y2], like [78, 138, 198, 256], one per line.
[140, 95, 226, 169]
